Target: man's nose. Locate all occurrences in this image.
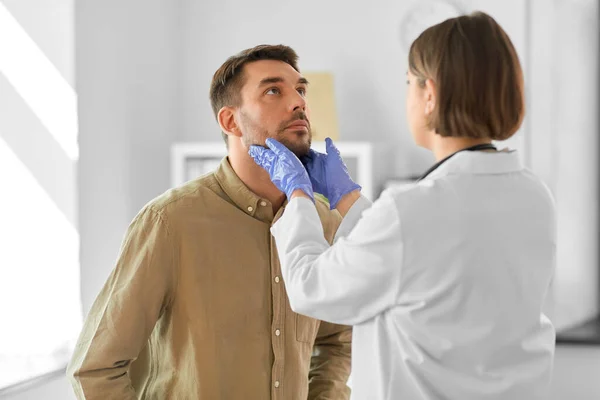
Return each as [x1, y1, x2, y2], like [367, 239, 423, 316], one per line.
[290, 91, 307, 113]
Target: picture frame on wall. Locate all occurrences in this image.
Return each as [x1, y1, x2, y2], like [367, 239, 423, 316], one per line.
[171, 141, 374, 200]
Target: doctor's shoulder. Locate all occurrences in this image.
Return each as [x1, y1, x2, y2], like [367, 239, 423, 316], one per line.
[380, 178, 442, 208]
[520, 168, 556, 209]
[514, 169, 557, 234]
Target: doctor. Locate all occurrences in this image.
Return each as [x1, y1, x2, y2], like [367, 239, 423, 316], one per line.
[249, 11, 556, 400]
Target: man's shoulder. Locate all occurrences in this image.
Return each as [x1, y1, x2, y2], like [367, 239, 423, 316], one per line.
[143, 172, 227, 218]
[313, 196, 339, 219]
[313, 196, 342, 241]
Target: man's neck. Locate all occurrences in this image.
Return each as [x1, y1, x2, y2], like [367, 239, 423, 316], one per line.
[228, 141, 287, 213]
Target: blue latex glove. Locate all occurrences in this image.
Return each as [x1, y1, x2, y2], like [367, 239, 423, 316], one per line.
[249, 138, 314, 201]
[300, 137, 361, 209]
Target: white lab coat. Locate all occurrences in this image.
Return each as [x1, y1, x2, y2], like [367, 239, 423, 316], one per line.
[271, 150, 556, 400]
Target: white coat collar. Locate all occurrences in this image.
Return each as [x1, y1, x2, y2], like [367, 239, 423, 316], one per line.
[423, 149, 523, 181]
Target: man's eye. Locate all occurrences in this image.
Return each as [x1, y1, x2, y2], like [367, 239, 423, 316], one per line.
[266, 87, 280, 95]
[297, 87, 307, 97]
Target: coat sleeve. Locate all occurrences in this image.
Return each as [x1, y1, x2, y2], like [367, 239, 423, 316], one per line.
[271, 191, 404, 326]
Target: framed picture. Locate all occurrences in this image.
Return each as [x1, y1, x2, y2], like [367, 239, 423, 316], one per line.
[171, 141, 374, 200]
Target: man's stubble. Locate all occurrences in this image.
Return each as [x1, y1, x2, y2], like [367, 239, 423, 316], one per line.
[240, 110, 312, 158]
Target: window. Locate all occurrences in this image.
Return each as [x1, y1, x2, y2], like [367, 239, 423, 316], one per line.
[0, 1, 81, 390]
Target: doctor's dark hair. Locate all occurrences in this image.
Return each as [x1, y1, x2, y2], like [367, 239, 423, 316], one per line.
[408, 11, 524, 140]
[209, 44, 300, 146]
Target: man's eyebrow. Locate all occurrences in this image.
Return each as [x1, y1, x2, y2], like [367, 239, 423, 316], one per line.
[257, 76, 310, 87]
[258, 77, 284, 87]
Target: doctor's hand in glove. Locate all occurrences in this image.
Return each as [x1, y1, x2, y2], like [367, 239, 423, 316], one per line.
[249, 138, 361, 215]
[248, 138, 315, 202]
[300, 137, 361, 210]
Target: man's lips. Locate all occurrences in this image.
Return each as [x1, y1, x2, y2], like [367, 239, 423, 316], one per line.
[286, 120, 309, 129]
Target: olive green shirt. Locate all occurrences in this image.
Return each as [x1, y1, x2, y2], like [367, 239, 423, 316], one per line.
[67, 157, 352, 399]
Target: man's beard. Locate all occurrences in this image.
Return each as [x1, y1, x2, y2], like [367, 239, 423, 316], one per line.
[240, 111, 312, 158]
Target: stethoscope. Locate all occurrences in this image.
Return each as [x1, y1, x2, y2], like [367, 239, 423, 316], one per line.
[417, 143, 498, 182]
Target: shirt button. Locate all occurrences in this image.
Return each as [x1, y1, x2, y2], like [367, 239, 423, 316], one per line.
[275, 329, 281, 336]
[274, 276, 280, 283]
[247, 206, 253, 212]
[274, 381, 280, 388]
[260, 201, 267, 206]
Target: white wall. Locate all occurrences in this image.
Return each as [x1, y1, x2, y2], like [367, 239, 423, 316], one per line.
[0, 0, 79, 397]
[0, 0, 76, 226]
[528, 0, 599, 330]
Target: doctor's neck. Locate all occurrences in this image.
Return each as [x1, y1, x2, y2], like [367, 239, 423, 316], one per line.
[429, 135, 494, 161]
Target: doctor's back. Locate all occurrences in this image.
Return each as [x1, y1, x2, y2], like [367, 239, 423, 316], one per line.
[349, 11, 556, 399]
[359, 150, 556, 399]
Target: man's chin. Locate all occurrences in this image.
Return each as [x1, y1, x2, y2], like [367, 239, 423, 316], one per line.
[278, 135, 311, 158]
[284, 141, 310, 158]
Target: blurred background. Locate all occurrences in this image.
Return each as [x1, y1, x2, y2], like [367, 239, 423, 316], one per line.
[0, 0, 598, 398]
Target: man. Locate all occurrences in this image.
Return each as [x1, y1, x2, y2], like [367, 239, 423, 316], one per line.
[67, 44, 352, 399]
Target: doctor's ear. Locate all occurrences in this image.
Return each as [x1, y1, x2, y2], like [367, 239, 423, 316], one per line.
[217, 106, 242, 138]
[424, 79, 437, 116]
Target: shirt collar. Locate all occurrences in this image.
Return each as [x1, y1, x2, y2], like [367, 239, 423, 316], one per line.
[214, 157, 276, 222]
[423, 149, 524, 181]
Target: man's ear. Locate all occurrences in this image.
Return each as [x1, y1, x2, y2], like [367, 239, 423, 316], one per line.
[217, 106, 242, 138]
[424, 78, 437, 116]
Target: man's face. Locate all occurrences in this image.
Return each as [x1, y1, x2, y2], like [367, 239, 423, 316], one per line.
[236, 60, 312, 158]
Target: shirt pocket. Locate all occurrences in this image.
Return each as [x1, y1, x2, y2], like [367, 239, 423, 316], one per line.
[295, 313, 319, 343]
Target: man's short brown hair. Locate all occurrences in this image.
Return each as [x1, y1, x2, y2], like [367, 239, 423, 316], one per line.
[409, 11, 525, 140]
[209, 44, 300, 145]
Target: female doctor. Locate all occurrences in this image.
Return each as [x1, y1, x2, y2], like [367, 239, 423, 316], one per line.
[250, 11, 556, 400]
